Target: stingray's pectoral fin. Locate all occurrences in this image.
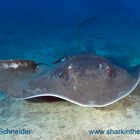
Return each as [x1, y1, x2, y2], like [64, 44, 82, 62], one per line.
[133, 65, 140, 87]
[128, 64, 140, 86]
[128, 64, 140, 75]
[0, 60, 48, 98]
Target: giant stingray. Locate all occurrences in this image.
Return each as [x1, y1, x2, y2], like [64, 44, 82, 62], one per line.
[0, 53, 140, 107]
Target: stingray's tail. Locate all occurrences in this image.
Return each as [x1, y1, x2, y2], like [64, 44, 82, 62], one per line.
[76, 16, 101, 51]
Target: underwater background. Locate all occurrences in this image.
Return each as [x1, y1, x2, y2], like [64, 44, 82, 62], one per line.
[0, 0, 140, 140]
[0, 0, 140, 67]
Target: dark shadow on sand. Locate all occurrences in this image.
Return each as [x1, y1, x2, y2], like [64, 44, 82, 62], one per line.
[26, 96, 64, 103]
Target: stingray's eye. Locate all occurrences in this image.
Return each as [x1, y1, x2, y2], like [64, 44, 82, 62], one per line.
[107, 68, 113, 77]
[106, 66, 116, 79]
[106, 67, 114, 77]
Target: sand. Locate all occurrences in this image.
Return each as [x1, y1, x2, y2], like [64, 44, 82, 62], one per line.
[0, 84, 140, 140]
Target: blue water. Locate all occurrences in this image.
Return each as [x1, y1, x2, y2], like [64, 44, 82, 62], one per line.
[0, 0, 140, 67]
[0, 1, 140, 138]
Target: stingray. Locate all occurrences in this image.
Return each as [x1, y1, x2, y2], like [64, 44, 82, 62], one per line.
[0, 54, 140, 107]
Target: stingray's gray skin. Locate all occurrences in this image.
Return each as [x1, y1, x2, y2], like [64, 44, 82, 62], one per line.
[0, 54, 140, 107]
[0, 60, 38, 98]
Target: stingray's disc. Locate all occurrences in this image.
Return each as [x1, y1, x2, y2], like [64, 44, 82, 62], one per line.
[0, 54, 140, 107]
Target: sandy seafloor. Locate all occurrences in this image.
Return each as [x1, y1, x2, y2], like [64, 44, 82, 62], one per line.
[0, 85, 140, 140]
[0, 16, 140, 140]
